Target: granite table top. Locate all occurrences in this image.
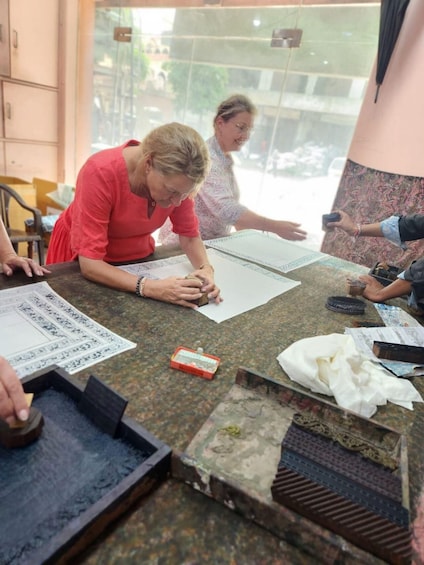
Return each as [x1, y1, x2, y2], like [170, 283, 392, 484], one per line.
[2, 250, 424, 564]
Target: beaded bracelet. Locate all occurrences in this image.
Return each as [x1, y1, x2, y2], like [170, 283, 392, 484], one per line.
[135, 276, 147, 297]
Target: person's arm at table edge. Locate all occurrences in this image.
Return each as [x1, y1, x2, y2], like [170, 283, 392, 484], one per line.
[0, 218, 50, 277]
[79, 250, 220, 303]
[327, 211, 384, 238]
[359, 274, 412, 303]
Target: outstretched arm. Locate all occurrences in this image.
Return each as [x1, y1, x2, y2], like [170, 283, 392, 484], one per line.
[327, 210, 384, 238]
[358, 274, 412, 303]
[235, 209, 306, 241]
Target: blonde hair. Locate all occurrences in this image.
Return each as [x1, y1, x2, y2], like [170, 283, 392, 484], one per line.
[213, 94, 257, 126]
[142, 122, 210, 188]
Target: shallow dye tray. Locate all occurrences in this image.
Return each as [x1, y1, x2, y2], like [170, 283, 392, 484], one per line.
[173, 367, 410, 565]
[0, 366, 171, 565]
[369, 262, 402, 286]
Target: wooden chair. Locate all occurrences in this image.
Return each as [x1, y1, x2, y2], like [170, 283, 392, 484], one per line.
[0, 183, 45, 265]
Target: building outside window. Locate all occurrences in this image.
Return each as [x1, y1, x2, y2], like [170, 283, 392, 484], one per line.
[91, 3, 379, 250]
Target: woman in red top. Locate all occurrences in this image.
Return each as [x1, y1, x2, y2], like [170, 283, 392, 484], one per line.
[47, 122, 221, 308]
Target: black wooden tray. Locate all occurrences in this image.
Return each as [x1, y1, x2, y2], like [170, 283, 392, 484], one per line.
[0, 366, 171, 565]
[369, 262, 402, 286]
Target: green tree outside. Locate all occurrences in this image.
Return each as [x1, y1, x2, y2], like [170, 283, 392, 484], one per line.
[164, 61, 228, 127]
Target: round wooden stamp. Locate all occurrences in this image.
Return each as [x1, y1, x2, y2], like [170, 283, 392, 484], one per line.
[0, 406, 44, 449]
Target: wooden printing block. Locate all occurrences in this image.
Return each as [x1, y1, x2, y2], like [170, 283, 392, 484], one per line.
[185, 274, 209, 307]
[346, 277, 366, 297]
[322, 212, 341, 229]
[192, 292, 209, 307]
[0, 406, 44, 449]
[373, 341, 424, 364]
[271, 421, 411, 564]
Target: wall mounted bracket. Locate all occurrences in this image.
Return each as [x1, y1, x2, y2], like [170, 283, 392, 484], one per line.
[271, 29, 302, 48]
[114, 27, 132, 43]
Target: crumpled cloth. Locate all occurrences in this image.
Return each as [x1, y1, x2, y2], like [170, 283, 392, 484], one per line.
[277, 333, 423, 418]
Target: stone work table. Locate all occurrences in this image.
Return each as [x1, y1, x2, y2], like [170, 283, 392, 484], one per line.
[2, 250, 424, 564]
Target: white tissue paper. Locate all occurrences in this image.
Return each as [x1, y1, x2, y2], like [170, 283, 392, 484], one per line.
[277, 333, 423, 418]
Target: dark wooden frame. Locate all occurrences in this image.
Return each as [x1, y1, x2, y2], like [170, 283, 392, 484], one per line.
[3, 365, 172, 565]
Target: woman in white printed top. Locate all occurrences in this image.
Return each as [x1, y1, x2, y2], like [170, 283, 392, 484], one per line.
[159, 94, 307, 244]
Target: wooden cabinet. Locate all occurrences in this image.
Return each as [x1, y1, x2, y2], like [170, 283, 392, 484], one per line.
[0, 0, 59, 183]
[3, 82, 57, 143]
[0, 0, 10, 77]
[5, 142, 57, 180]
[0, 142, 5, 173]
[0, 85, 3, 138]
[8, 0, 58, 88]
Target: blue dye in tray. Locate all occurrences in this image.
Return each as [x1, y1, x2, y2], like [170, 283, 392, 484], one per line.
[0, 388, 152, 564]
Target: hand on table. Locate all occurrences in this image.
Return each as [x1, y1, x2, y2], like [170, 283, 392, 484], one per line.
[1, 254, 51, 278]
[143, 274, 222, 309]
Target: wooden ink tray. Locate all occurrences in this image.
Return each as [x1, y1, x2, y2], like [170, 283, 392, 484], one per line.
[173, 367, 410, 565]
[0, 366, 171, 565]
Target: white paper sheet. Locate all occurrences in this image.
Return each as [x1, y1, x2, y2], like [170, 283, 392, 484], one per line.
[374, 303, 421, 327]
[204, 229, 326, 273]
[0, 282, 136, 378]
[118, 249, 300, 323]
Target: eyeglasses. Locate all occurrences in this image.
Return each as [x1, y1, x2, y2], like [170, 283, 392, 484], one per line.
[164, 180, 196, 202]
[234, 122, 254, 135]
[166, 187, 194, 201]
